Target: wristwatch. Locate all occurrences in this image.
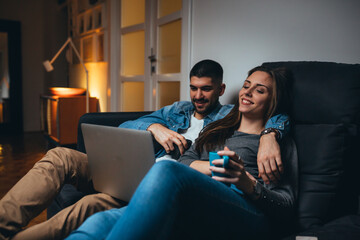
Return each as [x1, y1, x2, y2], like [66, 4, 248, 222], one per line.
[260, 128, 280, 140]
[248, 180, 262, 200]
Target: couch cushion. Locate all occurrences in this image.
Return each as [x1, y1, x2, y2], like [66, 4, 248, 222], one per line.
[262, 61, 360, 125]
[294, 123, 359, 230]
[261, 61, 360, 231]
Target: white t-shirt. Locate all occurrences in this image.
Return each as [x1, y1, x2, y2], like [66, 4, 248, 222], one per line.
[155, 114, 204, 162]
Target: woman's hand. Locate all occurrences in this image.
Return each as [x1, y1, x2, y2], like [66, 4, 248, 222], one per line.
[209, 147, 256, 195]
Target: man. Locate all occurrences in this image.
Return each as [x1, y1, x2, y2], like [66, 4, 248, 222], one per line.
[121, 59, 232, 161]
[0, 60, 288, 240]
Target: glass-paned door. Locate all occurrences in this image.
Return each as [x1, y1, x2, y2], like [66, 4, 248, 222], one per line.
[120, 0, 183, 111]
[120, 0, 146, 111]
[155, 0, 182, 108]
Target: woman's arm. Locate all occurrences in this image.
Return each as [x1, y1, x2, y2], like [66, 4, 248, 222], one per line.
[211, 138, 298, 218]
[178, 144, 211, 175]
[254, 137, 298, 218]
[189, 161, 211, 176]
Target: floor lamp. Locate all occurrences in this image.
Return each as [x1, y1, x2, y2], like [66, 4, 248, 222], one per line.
[43, 37, 89, 113]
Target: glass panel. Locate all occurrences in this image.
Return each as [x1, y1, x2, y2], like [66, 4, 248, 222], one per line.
[121, 31, 145, 75]
[158, 81, 180, 109]
[94, 7, 102, 28]
[98, 33, 104, 61]
[158, 0, 182, 18]
[69, 17, 74, 37]
[122, 82, 144, 111]
[86, 12, 93, 31]
[121, 0, 145, 28]
[79, 15, 85, 34]
[0, 32, 9, 123]
[83, 36, 93, 62]
[158, 19, 181, 74]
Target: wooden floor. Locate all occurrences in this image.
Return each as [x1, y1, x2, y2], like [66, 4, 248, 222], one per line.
[0, 132, 48, 228]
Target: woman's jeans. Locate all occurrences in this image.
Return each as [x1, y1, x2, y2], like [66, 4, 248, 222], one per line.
[69, 161, 269, 240]
[66, 207, 127, 240]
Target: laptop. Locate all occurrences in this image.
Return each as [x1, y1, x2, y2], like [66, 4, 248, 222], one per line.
[81, 123, 155, 201]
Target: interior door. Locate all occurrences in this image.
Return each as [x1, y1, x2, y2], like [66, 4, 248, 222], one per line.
[153, 0, 182, 109]
[0, 20, 22, 134]
[119, 0, 182, 111]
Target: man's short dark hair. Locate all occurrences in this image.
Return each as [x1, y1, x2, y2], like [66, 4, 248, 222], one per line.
[189, 59, 223, 86]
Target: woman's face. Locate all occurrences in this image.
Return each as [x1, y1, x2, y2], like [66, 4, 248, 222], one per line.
[238, 71, 273, 119]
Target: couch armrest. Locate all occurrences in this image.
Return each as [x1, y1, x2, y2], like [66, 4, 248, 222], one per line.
[77, 111, 153, 153]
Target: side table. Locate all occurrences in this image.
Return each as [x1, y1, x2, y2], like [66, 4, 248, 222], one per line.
[40, 95, 99, 147]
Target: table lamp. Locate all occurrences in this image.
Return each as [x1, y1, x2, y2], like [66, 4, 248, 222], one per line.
[43, 37, 89, 113]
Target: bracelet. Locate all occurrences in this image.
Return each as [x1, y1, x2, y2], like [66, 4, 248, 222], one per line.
[260, 128, 280, 140]
[248, 180, 262, 200]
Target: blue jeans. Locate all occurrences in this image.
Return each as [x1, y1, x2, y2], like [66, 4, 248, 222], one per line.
[67, 161, 269, 239]
[105, 161, 269, 240]
[66, 207, 127, 240]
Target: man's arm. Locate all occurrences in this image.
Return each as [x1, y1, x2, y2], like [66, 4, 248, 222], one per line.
[257, 114, 290, 184]
[119, 102, 190, 155]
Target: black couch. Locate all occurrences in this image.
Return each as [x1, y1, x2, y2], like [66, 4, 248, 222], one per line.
[48, 61, 360, 239]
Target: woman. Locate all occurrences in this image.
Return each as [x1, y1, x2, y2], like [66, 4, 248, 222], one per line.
[67, 66, 297, 240]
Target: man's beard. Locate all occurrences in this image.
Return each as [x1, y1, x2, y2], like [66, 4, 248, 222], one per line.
[192, 98, 218, 116]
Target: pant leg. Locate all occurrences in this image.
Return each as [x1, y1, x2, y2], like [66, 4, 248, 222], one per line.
[66, 207, 128, 240]
[11, 193, 125, 240]
[0, 147, 93, 239]
[106, 161, 269, 240]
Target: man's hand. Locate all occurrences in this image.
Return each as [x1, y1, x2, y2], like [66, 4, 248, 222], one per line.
[147, 123, 188, 155]
[257, 132, 283, 184]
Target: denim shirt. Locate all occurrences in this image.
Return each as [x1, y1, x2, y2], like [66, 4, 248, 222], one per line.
[119, 101, 289, 158]
[264, 114, 289, 139]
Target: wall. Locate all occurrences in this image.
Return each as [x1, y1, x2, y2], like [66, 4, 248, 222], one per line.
[42, 1, 68, 90]
[187, 0, 360, 103]
[1, 0, 359, 126]
[0, 0, 67, 132]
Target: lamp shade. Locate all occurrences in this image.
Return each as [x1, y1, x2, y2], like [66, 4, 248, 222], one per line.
[43, 60, 54, 72]
[49, 87, 86, 96]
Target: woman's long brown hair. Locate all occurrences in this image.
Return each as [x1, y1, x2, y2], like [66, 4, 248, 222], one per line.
[195, 66, 292, 154]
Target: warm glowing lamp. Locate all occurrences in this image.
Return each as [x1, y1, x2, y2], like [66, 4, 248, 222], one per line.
[43, 37, 89, 113]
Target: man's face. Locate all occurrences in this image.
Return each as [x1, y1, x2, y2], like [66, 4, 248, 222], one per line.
[190, 76, 225, 119]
